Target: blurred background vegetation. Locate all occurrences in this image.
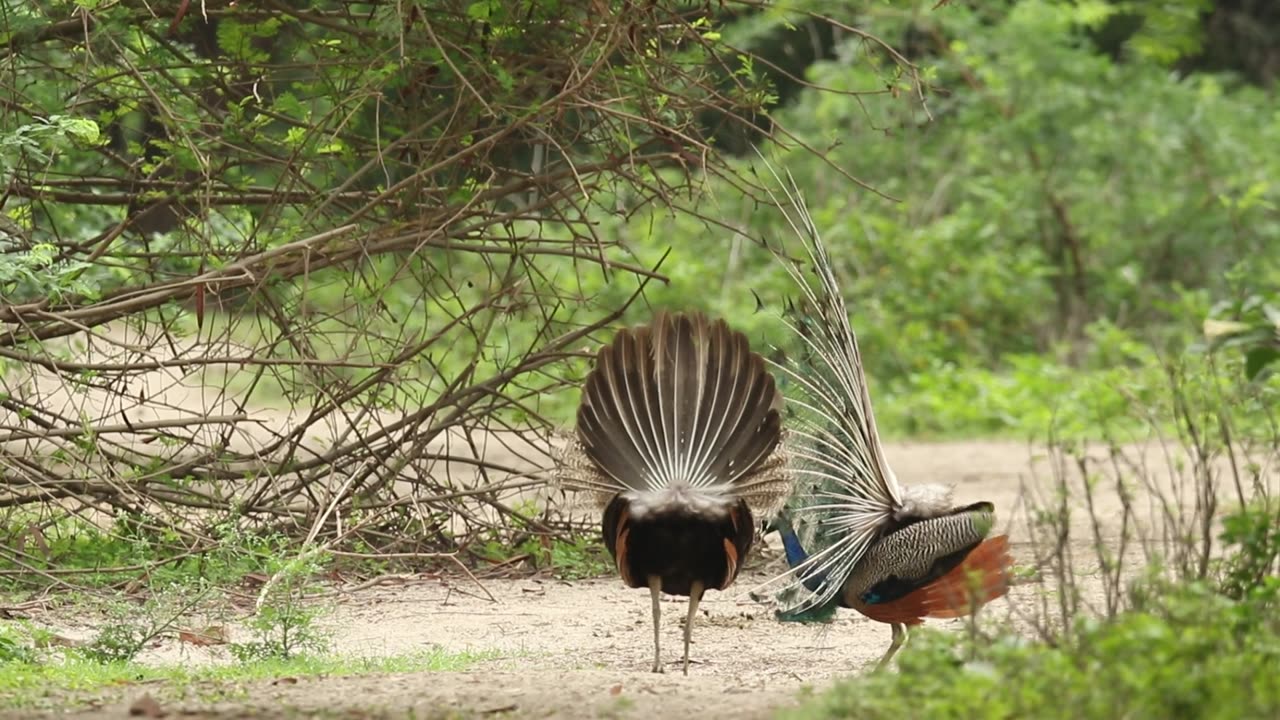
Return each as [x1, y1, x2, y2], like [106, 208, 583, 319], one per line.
[602, 0, 1280, 437]
[4, 0, 1278, 441]
[2, 0, 1278, 579]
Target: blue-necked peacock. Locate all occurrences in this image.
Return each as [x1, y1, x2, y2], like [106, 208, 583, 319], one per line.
[754, 159, 1013, 668]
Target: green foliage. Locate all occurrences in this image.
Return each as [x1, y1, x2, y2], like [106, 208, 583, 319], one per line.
[1218, 502, 1280, 602]
[0, 114, 101, 171]
[478, 537, 613, 580]
[1205, 293, 1280, 382]
[80, 621, 150, 665]
[544, 536, 615, 580]
[474, 503, 613, 579]
[0, 513, 300, 592]
[1103, 0, 1213, 65]
[228, 551, 330, 662]
[0, 624, 39, 665]
[0, 242, 96, 302]
[577, 0, 1280, 442]
[861, 317, 1280, 440]
[784, 584, 1280, 720]
[0, 646, 497, 710]
[227, 601, 328, 663]
[791, 0, 1275, 368]
[78, 591, 211, 664]
[873, 346, 1140, 438]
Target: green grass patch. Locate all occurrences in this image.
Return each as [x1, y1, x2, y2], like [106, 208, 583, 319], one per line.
[0, 514, 301, 593]
[0, 646, 500, 710]
[474, 534, 613, 581]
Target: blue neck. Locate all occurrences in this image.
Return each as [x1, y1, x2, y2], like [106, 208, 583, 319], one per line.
[775, 513, 827, 593]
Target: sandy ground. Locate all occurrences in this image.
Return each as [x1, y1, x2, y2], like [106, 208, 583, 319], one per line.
[3, 439, 1154, 720]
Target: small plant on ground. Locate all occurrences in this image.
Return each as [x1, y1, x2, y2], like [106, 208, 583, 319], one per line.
[79, 590, 210, 664]
[1217, 502, 1280, 603]
[0, 623, 38, 664]
[476, 534, 612, 580]
[545, 536, 614, 580]
[474, 500, 613, 580]
[228, 549, 330, 662]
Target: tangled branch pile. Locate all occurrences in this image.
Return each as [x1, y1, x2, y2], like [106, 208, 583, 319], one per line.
[0, 1, 919, 576]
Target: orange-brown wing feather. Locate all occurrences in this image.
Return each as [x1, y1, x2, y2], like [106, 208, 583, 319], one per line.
[717, 500, 755, 590]
[857, 535, 1013, 625]
[602, 496, 640, 588]
[917, 535, 1012, 619]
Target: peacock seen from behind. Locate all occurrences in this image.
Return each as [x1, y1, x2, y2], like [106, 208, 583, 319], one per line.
[755, 160, 1014, 669]
[557, 311, 791, 674]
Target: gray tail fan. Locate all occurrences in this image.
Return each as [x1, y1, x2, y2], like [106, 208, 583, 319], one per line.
[564, 311, 790, 516]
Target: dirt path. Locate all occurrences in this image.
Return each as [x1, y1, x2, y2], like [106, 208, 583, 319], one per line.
[45, 570, 1056, 720]
[6, 440, 1145, 720]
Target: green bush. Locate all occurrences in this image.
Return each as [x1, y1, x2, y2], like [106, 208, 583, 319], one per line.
[563, 0, 1280, 433]
[1205, 293, 1280, 382]
[0, 625, 38, 665]
[1217, 502, 1280, 603]
[784, 487, 1280, 719]
[783, 582, 1280, 720]
[228, 551, 330, 662]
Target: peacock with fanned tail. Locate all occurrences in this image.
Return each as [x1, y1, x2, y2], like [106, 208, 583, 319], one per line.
[557, 310, 791, 674]
[754, 158, 1014, 669]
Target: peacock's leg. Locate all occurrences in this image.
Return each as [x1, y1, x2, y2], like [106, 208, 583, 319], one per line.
[649, 576, 663, 673]
[875, 622, 907, 671]
[682, 581, 705, 676]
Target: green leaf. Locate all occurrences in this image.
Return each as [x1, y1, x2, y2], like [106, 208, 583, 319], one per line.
[1244, 346, 1280, 381]
[466, 1, 496, 21]
[61, 117, 101, 145]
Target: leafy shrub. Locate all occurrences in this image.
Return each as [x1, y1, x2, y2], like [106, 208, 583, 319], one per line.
[570, 0, 1280, 418]
[228, 601, 329, 663]
[474, 503, 613, 580]
[784, 584, 1280, 720]
[1217, 502, 1280, 603]
[78, 591, 210, 664]
[0, 625, 37, 665]
[80, 622, 150, 665]
[1205, 293, 1280, 382]
[229, 551, 330, 662]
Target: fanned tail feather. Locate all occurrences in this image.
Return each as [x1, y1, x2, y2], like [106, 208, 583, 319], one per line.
[858, 535, 1014, 625]
[558, 311, 791, 518]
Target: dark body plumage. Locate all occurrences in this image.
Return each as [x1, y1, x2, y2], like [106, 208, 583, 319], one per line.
[603, 495, 754, 597]
[558, 311, 791, 674]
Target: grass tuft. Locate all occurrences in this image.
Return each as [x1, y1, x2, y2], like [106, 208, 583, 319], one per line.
[0, 646, 500, 710]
